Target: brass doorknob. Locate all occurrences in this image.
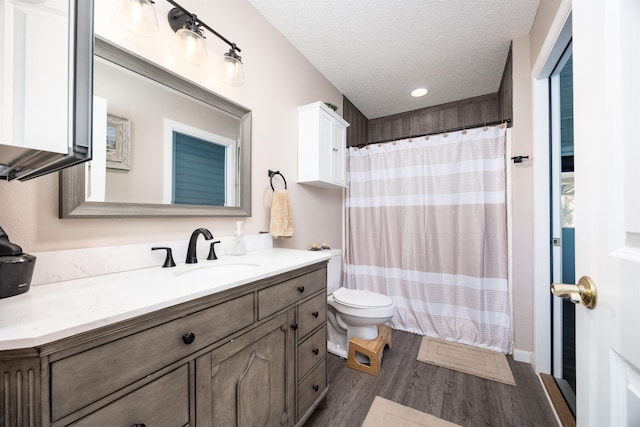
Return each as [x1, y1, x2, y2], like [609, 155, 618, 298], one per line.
[551, 276, 597, 309]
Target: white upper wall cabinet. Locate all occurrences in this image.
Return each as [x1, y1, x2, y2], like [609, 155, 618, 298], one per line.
[297, 102, 349, 189]
[0, 0, 92, 181]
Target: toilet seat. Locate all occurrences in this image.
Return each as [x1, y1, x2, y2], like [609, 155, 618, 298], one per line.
[332, 288, 392, 309]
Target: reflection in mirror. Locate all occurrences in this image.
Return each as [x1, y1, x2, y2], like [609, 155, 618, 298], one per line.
[92, 56, 239, 206]
[60, 37, 251, 218]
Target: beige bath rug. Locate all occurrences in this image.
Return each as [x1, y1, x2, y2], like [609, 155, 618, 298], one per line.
[362, 396, 461, 427]
[417, 337, 516, 386]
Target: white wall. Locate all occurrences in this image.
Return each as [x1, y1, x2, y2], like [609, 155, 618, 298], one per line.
[510, 35, 535, 359]
[510, 0, 569, 367]
[0, 0, 344, 253]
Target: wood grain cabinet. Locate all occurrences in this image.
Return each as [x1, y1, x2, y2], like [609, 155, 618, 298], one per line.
[295, 293, 328, 422]
[195, 312, 292, 426]
[297, 102, 350, 189]
[0, 262, 328, 427]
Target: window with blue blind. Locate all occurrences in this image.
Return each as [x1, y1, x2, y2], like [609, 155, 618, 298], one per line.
[173, 132, 226, 206]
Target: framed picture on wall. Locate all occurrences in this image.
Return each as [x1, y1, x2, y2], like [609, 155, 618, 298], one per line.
[106, 114, 131, 170]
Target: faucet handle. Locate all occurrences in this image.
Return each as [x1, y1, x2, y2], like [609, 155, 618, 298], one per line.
[207, 241, 221, 260]
[151, 247, 176, 268]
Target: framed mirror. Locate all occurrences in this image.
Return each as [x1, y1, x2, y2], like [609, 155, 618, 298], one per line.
[60, 36, 251, 218]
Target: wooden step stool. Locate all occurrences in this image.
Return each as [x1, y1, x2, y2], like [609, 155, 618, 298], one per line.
[346, 324, 392, 376]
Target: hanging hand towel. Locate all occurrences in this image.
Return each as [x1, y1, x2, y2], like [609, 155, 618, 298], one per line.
[270, 189, 294, 238]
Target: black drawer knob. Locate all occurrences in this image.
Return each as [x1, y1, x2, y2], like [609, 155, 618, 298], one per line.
[312, 348, 319, 355]
[297, 286, 305, 293]
[311, 311, 319, 318]
[312, 384, 320, 392]
[182, 332, 196, 345]
[290, 323, 298, 331]
[132, 424, 146, 427]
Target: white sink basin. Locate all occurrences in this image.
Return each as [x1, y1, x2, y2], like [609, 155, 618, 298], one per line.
[172, 262, 261, 281]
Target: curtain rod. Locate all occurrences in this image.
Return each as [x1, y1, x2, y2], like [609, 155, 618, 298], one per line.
[352, 119, 512, 149]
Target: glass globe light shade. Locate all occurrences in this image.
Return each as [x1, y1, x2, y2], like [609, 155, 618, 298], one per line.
[174, 28, 208, 66]
[219, 53, 245, 86]
[119, 0, 158, 37]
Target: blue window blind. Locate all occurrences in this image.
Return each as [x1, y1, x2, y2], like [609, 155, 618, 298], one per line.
[173, 132, 226, 206]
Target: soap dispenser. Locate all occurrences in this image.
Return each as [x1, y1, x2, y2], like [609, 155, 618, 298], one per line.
[230, 221, 247, 256]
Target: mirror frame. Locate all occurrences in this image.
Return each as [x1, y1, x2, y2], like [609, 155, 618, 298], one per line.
[60, 36, 252, 218]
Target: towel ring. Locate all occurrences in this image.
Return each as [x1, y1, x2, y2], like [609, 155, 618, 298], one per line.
[268, 170, 287, 191]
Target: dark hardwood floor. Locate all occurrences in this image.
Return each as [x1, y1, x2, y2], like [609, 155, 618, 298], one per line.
[304, 330, 558, 427]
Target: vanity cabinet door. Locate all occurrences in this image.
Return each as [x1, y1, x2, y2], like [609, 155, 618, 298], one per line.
[195, 312, 295, 427]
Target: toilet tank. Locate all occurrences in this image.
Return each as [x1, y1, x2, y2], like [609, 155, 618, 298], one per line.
[326, 249, 342, 294]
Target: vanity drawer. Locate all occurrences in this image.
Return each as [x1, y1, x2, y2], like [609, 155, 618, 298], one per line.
[297, 292, 327, 338]
[298, 326, 326, 379]
[297, 359, 327, 420]
[258, 268, 325, 320]
[51, 293, 254, 421]
[71, 365, 189, 427]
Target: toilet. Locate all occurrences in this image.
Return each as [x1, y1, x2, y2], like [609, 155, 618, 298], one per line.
[326, 249, 394, 359]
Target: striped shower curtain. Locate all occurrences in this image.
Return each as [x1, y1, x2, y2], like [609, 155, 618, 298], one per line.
[344, 125, 511, 353]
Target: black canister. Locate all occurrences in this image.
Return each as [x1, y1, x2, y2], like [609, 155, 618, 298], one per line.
[0, 227, 36, 299]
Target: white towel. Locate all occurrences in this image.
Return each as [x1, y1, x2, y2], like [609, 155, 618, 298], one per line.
[270, 189, 294, 238]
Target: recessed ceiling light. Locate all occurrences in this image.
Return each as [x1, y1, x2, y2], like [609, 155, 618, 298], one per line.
[411, 88, 428, 97]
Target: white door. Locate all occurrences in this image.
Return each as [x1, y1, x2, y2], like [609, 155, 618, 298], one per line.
[571, 0, 640, 425]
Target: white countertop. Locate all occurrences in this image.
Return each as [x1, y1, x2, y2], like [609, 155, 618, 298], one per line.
[0, 248, 332, 351]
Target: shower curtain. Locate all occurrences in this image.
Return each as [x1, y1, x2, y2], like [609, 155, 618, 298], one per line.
[344, 125, 511, 353]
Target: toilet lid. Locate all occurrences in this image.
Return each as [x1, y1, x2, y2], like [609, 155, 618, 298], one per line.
[332, 288, 393, 308]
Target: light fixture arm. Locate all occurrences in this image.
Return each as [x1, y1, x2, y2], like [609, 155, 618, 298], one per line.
[166, 0, 241, 53]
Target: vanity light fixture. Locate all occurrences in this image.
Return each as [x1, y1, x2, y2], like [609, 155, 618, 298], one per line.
[411, 88, 428, 97]
[118, 0, 159, 37]
[167, 0, 245, 85]
[168, 9, 208, 66]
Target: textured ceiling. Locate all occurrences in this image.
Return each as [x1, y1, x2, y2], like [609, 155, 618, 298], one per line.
[248, 0, 539, 119]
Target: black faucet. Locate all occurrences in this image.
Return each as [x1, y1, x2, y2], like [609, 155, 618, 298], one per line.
[186, 228, 214, 264]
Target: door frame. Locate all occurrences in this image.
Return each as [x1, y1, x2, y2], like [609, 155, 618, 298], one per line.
[531, 0, 572, 375]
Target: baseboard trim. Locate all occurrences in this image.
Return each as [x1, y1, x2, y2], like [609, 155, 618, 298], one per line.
[540, 373, 576, 427]
[513, 349, 532, 363]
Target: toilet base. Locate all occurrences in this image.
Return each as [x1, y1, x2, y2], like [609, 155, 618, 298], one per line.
[327, 340, 348, 359]
[327, 311, 349, 359]
[346, 324, 392, 376]
[347, 324, 379, 341]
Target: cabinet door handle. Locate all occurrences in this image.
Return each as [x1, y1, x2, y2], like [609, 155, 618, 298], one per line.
[297, 286, 305, 293]
[311, 311, 319, 318]
[182, 332, 196, 345]
[312, 348, 319, 355]
[312, 384, 320, 392]
[132, 424, 146, 427]
[290, 323, 298, 331]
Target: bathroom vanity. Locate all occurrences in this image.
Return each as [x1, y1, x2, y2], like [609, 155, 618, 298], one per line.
[0, 249, 330, 427]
